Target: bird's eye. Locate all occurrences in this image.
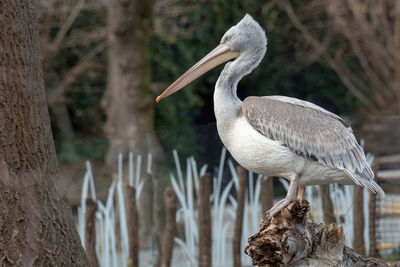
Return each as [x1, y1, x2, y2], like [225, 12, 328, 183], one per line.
[223, 35, 231, 43]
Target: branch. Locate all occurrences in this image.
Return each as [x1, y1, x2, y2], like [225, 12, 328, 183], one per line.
[47, 41, 106, 106]
[45, 0, 87, 69]
[61, 28, 106, 49]
[245, 200, 395, 266]
[276, 0, 374, 108]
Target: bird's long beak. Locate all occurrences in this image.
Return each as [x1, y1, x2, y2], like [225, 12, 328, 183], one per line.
[156, 44, 240, 102]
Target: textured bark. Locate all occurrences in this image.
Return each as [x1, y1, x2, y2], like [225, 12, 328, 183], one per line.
[126, 186, 139, 267]
[0, 0, 88, 266]
[353, 186, 365, 255]
[234, 166, 247, 267]
[0, 1, 89, 266]
[85, 199, 99, 267]
[319, 185, 336, 224]
[261, 176, 273, 214]
[245, 200, 392, 267]
[198, 173, 212, 267]
[161, 187, 176, 267]
[103, 0, 164, 167]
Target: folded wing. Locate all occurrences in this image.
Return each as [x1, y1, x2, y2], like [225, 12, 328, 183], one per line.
[242, 95, 384, 196]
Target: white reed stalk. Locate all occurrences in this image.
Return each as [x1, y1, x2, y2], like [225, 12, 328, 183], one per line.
[135, 154, 142, 190]
[147, 153, 152, 174]
[173, 149, 185, 194]
[129, 152, 133, 186]
[117, 154, 129, 266]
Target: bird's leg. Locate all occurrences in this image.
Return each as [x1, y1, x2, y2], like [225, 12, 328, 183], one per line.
[297, 186, 305, 199]
[267, 174, 300, 217]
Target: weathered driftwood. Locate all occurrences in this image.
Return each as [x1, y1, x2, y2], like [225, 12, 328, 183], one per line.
[245, 199, 394, 267]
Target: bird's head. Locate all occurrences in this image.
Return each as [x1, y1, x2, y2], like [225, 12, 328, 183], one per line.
[220, 14, 267, 58]
[156, 14, 267, 102]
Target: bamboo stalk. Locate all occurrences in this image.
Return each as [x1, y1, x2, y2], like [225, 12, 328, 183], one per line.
[233, 166, 247, 267]
[126, 186, 139, 267]
[198, 173, 212, 267]
[85, 198, 99, 267]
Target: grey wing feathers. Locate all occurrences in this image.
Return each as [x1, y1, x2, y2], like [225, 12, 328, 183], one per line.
[242, 96, 384, 196]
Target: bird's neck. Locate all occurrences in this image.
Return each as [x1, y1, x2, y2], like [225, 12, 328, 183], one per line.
[214, 52, 261, 121]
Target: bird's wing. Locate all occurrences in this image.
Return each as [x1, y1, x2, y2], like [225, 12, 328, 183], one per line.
[242, 95, 375, 185]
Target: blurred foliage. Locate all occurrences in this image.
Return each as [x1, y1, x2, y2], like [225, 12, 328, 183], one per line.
[43, 0, 358, 166]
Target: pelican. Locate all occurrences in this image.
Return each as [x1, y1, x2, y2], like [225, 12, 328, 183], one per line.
[156, 14, 384, 216]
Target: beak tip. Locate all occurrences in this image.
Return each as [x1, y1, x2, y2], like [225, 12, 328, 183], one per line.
[156, 96, 161, 103]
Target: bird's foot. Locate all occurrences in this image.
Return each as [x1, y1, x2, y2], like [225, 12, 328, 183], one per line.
[266, 197, 292, 218]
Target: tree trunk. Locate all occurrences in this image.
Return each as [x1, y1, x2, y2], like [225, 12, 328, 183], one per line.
[103, 0, 164, 167]
[245, 200, 392, 267]
[0, 1, 89, 265]
[104, 0, 164, 248]
[49, 101, 77, 162]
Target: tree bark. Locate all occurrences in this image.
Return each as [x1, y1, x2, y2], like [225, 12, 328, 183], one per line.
[319, 184, 336, 224]
[0, 1, 89, 265]
[103, 0, 164, 167]
[245, 200, 392, 267]
[198, 173, 212, 267]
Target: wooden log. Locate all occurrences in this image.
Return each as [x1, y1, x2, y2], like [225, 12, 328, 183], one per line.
[353, 186, 365, 255]
[369, 165, 378, 258]
[198, 173, 212, 267]
[319, 185, 336, 224]
[139, 172, 153, 249]
[260, 176, 273, 214]
[245, 200, 393, 266]
[85, 198, 99, 267]
[161, 187, 176, 267]
[153, 174, 163, 267]
[126, 186, 139, 267]
[233, 166, 247, 267]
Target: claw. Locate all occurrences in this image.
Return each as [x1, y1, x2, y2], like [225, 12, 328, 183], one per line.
[266, 197, 293, 217]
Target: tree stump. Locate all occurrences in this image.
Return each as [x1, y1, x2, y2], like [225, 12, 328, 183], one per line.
[245, 199, 394, 267]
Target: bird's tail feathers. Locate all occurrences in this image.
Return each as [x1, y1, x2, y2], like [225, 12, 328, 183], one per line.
[345, 169, 385, 197]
